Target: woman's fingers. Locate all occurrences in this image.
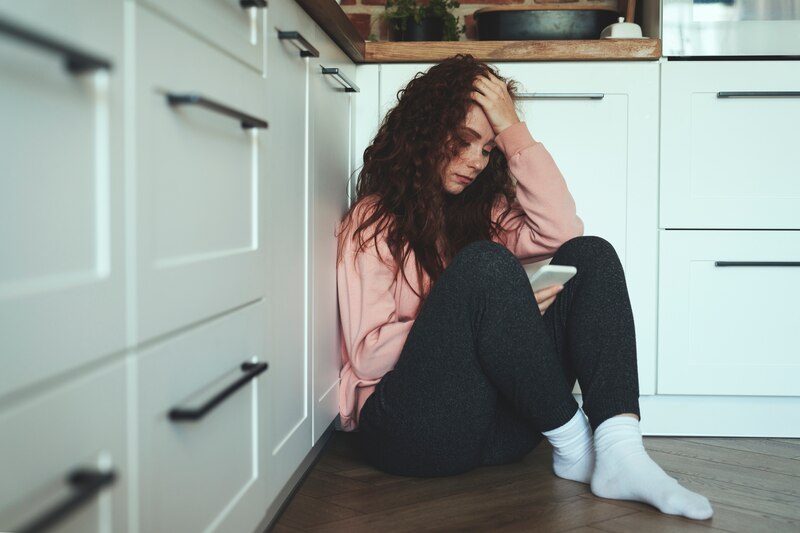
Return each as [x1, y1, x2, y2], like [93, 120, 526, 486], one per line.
[534, 285, 563, 315]
[472, 74, 520, 134]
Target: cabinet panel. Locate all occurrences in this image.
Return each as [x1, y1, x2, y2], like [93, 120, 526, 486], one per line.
[0, 362, 127, 533]
[137, 301, 267, 533]
[658, 230, 800, 396]
[380, 62, 659, 394]
[661, 61, 800, 229]
[309, 25, 353, 445]
[263, 0, 314, 505]
[135, 6, 267, 342]
[138, 0, 265, 73]
[0, 0, 125, 398]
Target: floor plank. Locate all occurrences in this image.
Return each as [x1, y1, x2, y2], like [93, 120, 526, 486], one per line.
[646, 437, 800, 478]
[680, 437, 800, 461]
[589, 511, 726, 533]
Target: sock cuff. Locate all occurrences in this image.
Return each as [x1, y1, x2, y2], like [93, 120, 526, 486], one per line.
[543, 408, 589, 439]
[595, 415, 640, 434]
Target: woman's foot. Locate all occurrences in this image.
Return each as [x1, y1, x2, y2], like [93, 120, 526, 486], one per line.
[542, 409, 595, 484]
[591, 416, 714, 520]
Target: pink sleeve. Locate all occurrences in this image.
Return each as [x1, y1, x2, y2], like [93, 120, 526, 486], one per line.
[337, 212, 414, 383]
[493, 122, 585, 262]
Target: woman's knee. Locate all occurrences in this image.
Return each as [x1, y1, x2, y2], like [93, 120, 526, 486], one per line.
[552, 235, 620, 268]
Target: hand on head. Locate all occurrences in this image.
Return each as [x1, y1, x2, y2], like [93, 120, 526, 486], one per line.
[471, 72, 521, 136]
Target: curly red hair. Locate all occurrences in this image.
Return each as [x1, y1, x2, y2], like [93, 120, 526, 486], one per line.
[339, 54, 519, 301]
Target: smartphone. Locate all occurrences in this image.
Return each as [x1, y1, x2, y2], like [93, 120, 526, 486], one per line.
[527, 264, 577, 292]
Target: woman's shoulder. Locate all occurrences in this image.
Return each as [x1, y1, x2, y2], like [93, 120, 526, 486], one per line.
[338, 194, 388, 242]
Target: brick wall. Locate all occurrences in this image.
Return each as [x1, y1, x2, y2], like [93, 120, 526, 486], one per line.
[340, 0, 622, 41]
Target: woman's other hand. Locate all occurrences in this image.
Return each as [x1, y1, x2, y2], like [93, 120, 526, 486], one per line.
[471, 72, 521, 135]
[534, 285, 563, 315]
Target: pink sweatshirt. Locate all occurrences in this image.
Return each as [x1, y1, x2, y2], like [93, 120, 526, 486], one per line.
[336, 122, 584, 431]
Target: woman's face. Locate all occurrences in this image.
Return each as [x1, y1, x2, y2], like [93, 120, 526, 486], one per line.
[440, 105, 496, 195]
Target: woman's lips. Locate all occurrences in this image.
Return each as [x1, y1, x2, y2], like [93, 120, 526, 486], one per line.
[455, 174, 473, 185]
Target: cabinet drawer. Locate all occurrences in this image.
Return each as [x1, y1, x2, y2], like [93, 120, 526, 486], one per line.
[138, 0, 265, 73]
[137, 301, 267, 533]
[658, 230, 800, 396]
[135, 6, 268, 342]
[661, 61, 800, 229]
[0, 362, 127, 533]
[0, 0, 126, 397]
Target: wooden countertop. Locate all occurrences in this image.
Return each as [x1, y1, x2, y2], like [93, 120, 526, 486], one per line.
[294, 0, 661, 64]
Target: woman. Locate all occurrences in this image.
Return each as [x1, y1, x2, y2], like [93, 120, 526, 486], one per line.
[336, 55, 712, 520]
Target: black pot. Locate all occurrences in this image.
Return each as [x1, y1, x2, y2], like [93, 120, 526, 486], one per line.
[475, 7, 619, 41]
[390, 16, 444, 42]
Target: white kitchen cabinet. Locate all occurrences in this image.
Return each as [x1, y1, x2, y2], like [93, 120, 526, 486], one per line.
[138, 0, 266, 74]
[379, 62, 660, 394]
[661, 61, 800, 230]
[0, 0, 126, 399]
[308, 25, 355, 445]
[137, 301, 267, 533]
[658, 230, 800, 397]
[134, 5, 268, 343]
[262, 0, 315, 508]
[0, 361, 128, 533]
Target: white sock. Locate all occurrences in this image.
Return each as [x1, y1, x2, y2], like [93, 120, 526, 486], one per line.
[591, 416, 714, 520]
[542, 409, 594, 484]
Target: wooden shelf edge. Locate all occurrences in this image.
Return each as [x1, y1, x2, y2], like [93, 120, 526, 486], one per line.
[365, 39, 662, 63]
[295, 0, 365, 63]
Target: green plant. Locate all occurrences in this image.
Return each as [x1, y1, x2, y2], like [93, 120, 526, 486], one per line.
[385, 0, 465, 41]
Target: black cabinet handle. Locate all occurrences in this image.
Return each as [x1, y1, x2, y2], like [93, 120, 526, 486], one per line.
[13, 468, 116, 533]
[321, 66, 360, 93]
[0, 17, 112, 74]
[717, 92, 800, 98]
[240, 0, 267, 8]
[516, 93, 605, 100]
[169, 362, 268, 422]
[715, 261, 800, 267]
[165, 92, 268, 129]
[278, 30, 319, 58]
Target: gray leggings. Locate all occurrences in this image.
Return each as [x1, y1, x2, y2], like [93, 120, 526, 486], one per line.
[357, 236, 640, 477]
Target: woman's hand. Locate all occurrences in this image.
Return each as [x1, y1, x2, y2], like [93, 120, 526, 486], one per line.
[534, 285, 563, 315]
[471, 72, 520, 135]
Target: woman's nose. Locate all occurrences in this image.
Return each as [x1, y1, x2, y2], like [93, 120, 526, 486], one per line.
[464, 148, 483, 169]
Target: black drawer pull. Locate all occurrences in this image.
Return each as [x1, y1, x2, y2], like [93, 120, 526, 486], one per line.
[240, 0, 267, 8]
[0, 17, 112, 74]
[169, 362, 268, 422]
[717, 92, 800, 99]
[321, 66, 360, 93]
[278, 30, 319, 58]
[516, 93, 605, 100]
[166, 92, 268, 129]
[715, 261, 800, 267]
[14, 469, 116, 533]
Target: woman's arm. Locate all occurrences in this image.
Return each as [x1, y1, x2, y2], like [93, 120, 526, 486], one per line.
[494, 122, 585, 261]
[338, 214, 414, 382]
[471, 73, 583, 260]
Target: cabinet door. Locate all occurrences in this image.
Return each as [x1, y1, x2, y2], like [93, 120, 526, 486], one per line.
[137, 302, 267, 533]
[135, 6, 268, 342]
[380, 62, 660, 394]
[309, 26, 354, 445]
[263, 0, 314, 505]
[658, 230, 800, 396]
[138, 0, 266, 73]
[0, 1, 126, 398]
[0, 362, 127, 533]
[661, 61, 800, 229]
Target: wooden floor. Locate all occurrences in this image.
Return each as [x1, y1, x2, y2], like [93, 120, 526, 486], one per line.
[271, 431, 800, 532]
